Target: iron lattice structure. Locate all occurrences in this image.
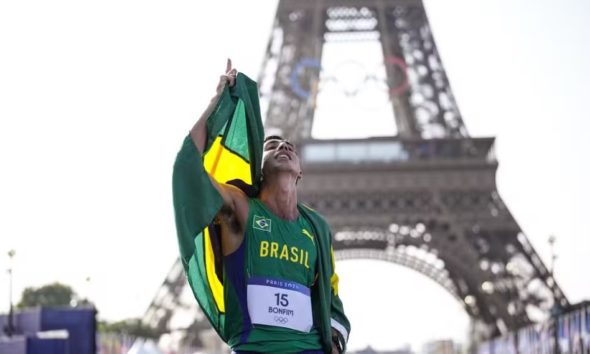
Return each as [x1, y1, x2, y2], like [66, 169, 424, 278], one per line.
[145, 0, 569, 345]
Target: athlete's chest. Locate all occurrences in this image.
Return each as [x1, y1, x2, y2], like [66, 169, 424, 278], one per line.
[245, 207, 317, 285]
[244, 207, 318, 333]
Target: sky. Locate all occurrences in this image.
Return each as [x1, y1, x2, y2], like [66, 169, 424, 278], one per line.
[1, 0, 589, 351]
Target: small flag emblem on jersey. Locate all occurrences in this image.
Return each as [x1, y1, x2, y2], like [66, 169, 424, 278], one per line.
[253, 215, 272, 232]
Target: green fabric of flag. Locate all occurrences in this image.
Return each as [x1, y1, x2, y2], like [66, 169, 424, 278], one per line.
[172, 73, 263, 341]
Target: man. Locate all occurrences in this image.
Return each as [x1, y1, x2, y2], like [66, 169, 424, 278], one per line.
[173, 60, 350, 353]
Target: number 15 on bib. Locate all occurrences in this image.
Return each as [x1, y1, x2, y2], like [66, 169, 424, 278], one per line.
[247, 277, 313, 332]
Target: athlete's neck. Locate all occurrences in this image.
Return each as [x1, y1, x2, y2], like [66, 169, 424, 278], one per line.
[259, 174, 299, 221]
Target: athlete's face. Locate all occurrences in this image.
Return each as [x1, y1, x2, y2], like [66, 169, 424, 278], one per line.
[262, 137, 302, 180]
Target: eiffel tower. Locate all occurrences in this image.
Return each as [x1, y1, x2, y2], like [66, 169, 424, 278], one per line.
[145, 0, 569, 347]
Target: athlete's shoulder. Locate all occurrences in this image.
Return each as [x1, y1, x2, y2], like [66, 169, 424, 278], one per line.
[298, 203, 330, 230]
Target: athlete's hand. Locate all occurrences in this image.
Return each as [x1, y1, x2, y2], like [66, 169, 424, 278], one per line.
[331, 328, 340, 354]
[331, 343, 339, 354]
[216, 58, 238, 95]
[331, 328, 342, 354]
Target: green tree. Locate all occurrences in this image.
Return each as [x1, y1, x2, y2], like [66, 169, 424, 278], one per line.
[18, 282, 79, 309]
[97, 319, 160, 339]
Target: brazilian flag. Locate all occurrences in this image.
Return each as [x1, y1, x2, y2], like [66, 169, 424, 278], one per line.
[172, 73, 264, 340]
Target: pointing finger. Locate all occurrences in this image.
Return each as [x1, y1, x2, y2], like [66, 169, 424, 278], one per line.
[226, 58, 232, 73]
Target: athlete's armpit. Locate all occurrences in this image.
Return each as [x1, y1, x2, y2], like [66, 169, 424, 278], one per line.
[213, 183, 249, 256]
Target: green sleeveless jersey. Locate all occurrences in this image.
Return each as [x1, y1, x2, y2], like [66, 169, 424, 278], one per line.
[223, 198, 323, 352]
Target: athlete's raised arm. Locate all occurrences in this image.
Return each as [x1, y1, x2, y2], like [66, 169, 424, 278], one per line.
[190, 59, 236, 154]
[188, 59, 249, 254]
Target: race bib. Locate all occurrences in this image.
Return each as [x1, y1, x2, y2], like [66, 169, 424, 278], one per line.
[247, 276, 313, 332]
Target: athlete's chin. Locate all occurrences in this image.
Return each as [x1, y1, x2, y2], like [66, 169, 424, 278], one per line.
[267, 163, 299, 176]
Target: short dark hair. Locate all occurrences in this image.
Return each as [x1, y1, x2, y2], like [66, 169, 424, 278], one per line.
[264, 136, 296, 151]
[264, 135, 285, 143]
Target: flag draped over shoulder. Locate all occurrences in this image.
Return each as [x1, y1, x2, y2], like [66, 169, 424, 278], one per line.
[172, 73, 263, 341]
[172, 73, 350, 352]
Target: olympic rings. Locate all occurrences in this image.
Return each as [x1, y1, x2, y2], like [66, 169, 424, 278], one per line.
[273, 316, 289, 324]
[288, 55, 410, 99]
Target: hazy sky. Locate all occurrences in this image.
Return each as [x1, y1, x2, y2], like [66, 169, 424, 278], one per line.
[1, 0, 589, 351]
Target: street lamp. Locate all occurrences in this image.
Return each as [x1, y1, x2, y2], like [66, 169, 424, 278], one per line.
[6, 249, 16, 336]
[548, 235, 557, 276]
